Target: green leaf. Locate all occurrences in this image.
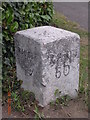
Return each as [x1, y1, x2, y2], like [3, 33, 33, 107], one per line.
[30, 24, 33, 28]
[2, 13, 5, 20]
[41, 15, 51, 21]
[7, 13, 14, 24]
[0, 6, 4, 11]
[19, 9, 25, 15]
[5, 10, 10, 19]
[10, 22, 18, 32]
[25, 5, 30, 12]
[25, 24, 28, 29]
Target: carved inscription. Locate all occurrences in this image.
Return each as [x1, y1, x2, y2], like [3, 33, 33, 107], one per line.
[16, 47, 37, 76]
[47, 49, 78, 78]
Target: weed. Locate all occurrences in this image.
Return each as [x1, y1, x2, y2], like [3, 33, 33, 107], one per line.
[11, 91, 25, 112]
[54, 89, 61, 97]
[55, 95, 71, 106]
[21, 90, 35, 102]
[50, 93, 71, 107]
[11, 89, 35, 112]
[79, 45, 88, 105]
[60, 95, 71, 106]
[33, 105, 44, 120]
[50, 101, 54, 106]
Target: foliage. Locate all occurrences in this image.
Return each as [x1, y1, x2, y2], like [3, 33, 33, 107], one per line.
[54, 89, 61, 97]
[79, 45, 88, 105]
[33, 105, 44, 120]
[79, 46, 88, 93]
[11, 89, 35, 111]
[11, 91, 24, 112]
[0, 4, 2, 99]
[54, 89, 71, 106]
[2, 2, 54, 92]
[50, 94, 71, 107]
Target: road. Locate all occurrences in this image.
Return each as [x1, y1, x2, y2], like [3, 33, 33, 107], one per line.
[53, 2, 88, 30]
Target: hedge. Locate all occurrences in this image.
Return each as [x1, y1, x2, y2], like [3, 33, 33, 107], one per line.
[2, 2, 54, 92]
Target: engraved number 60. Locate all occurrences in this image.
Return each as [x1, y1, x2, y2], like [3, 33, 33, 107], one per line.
[55, 66, 61, 78]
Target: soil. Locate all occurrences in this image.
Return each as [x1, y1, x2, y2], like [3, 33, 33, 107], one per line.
[2, 95, 88, 118]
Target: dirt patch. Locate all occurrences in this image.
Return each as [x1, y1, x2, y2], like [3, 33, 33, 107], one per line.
[2, 96, 88, 118]
[42, 98, 88, 118]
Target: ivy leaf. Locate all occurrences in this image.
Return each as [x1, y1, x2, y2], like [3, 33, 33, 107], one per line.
[2, 12, 5, 20]
[25, 24, 28, 29]
[5, 10, 10, 19]
[41, 15, 51, 21]
[7, 13, 14, 24]
[10, 22, 18, 32]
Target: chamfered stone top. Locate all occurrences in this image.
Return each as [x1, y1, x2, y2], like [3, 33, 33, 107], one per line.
[15, 26, 80, 44]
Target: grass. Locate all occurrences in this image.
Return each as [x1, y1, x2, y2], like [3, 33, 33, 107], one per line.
[51, 11, 88, 38]
[79, 45, 88, 105]
[33, 105, 44, 120]
[11, 89, 35, 112]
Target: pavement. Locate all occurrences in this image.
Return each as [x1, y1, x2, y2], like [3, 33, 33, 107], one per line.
[53, 2, 88, 30]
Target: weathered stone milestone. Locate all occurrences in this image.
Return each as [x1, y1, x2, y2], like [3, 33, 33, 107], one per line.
[14, 26, 80, 106]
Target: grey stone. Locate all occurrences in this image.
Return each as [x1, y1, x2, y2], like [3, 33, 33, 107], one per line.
[14, 26, 80, 106]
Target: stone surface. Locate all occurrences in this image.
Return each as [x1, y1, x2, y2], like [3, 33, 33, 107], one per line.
[14, 26, 80, 106]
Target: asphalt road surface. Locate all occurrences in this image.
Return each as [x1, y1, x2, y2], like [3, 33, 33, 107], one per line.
[53, 2, 88, 30]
